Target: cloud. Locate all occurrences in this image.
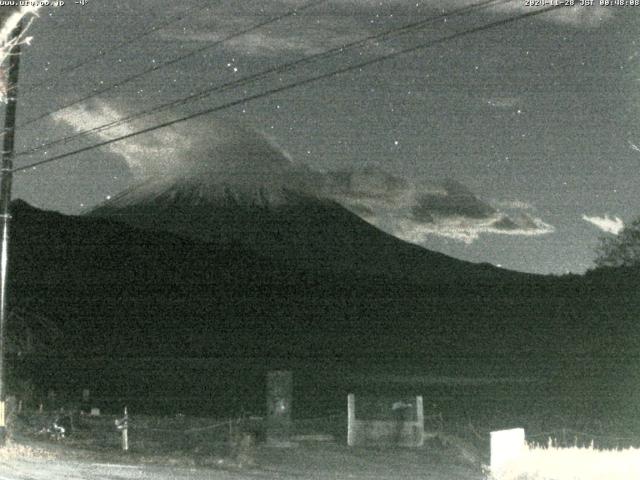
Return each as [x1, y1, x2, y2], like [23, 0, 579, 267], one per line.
[394, 213, 554, 245]
[159, 7, 366, 57]
[165, 29, 331, 56]
[156, 0, 615, 63]
[320, 168, 554, 244]
[412, 180, 495, 221]
[492, 3, 613, 27]
[493, 199, 533, 210]
[315, 0, 615, 28]
[226, 32, 326, 56]
[424, 1, 614, 27]
[582, 214, 624, 235]
[157, 0, 613, 64]
[52, 101, 175, 179]
[51, 100, 315, 195]
[53, 103, 553, 244]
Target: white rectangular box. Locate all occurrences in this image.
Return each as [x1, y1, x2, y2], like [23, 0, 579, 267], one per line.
[490, 428, 525, 473]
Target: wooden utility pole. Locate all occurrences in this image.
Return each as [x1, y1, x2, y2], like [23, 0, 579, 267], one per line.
[0, 20, 23, 443]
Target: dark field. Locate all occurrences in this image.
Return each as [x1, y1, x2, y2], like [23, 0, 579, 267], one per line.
[15, 355, 640, 437]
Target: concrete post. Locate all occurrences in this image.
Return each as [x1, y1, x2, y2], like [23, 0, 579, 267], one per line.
[347, 393, 355, 446]
[266, 371, 292, 447]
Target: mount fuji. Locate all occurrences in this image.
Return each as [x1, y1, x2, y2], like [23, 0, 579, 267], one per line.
[87, 125, 505, 283]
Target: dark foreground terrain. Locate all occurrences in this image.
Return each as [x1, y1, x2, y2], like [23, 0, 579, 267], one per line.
[4, 200, 640, 479]
[7, 199, 640, 419]
[4, 404, 639, 480]
[2, 411, 487, 480]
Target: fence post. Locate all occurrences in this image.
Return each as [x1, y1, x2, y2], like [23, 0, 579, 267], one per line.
[415, 395, 424, 447]
[266, 371, 292, 447]
[347, 393, 355, 446]
[122, 406, 129, 452]
[115, 406, 129, 452]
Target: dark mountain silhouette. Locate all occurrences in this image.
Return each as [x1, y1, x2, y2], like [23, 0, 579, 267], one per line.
[88, 174, 514, 284]
[6, 198, 640, 417]
[8, 197, 638, 361]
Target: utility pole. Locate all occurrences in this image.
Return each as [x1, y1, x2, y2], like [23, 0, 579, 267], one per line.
[0, 20, 23, 444]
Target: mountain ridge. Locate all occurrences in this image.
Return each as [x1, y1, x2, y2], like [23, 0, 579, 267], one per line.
[87, 174, 528, 285]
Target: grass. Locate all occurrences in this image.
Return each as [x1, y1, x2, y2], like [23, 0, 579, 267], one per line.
[0, 439, 54, 461]
[10, 410, 236, 467]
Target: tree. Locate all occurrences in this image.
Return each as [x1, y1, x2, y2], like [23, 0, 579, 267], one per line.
[595, 217, 640, 268]
[1, 307, 62, 409]
[5, 307, 62, 358]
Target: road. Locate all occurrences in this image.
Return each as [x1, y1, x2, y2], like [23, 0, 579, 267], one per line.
[0, 456, 484, 480]
[0, 457, 267, 480]
[0, 440, 484, 479]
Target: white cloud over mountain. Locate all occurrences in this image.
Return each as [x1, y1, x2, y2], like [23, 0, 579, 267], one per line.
[321, 168, 553, 244]
[54, 103, 554, 244]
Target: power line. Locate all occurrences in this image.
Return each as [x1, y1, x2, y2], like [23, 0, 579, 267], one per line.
[17, 0, 508, 158]
[14, 4, 560, 173]
[16, 3, 558, 171]
[17, 0, 508, 154]
[23, 6, 198, 92]
[19, 0, 328, 129]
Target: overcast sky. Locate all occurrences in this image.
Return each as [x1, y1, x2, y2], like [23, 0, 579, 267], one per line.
[5, 0, 639, 274]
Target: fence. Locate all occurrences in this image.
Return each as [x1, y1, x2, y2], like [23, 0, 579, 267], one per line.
[347, 393, 424, 447]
